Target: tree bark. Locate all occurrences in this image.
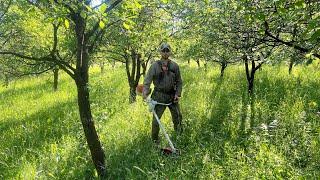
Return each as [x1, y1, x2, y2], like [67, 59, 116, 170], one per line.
[4, 75, 9, 87]
[111, 60, 116, 68]
[100, 62, 105, 74]
[125, 50, 141, 103]
[288, 60, 294, 74]
[204, 61, 208, 72]
[73, 13, 106, 177]
[248, 76, 254, 94]
[141, 62, 147, 76]
[244, 55, 259, 95]
[53, 66, 59, 91]
[129, 86, 137, 103]
[76, 80, 106, 177]
[196, 59, 200, 68]
[220, 62, 227, 77]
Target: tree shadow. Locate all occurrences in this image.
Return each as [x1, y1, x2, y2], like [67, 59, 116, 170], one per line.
[0, 99, 79, 178]
[186, 76, 237, 165]
[104, 134, 159, 179]
[0, 71, 128, 178]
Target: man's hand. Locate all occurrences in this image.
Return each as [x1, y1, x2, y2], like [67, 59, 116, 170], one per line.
[173, 95, 180, 103]
[143, 93, 148, 100]
[142, 88, 151, 100]
[142, 91, 149, 100]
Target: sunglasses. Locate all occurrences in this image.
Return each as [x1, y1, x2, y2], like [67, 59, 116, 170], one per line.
[161, 48, 170, 53]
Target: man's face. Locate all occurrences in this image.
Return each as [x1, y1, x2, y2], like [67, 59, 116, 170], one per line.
[160, 48, 171, 59]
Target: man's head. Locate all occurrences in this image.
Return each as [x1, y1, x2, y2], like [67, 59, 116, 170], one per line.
[159, 43, 171, 59]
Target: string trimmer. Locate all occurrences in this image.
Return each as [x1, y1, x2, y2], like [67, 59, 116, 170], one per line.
[145, 97, 180, 155]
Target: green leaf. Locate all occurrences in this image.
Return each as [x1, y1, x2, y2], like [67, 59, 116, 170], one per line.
[295, 1, 306, 8]
[99, 3, 107, 13]
[123, 22, 130, 30]
[64, 19, 70, 29]
[134, 1, 142, 9]
[307, 20, 318, 30]
[278, 8, 286, 14]
[126, 18, 136, 26]
[161, 0, 168, 4]
[99, 21, 105, 29]
[310, 29, 320, 41]
[80, 11, 87, 19]
[257, 13, 266, 21]
[85, 5, 93, 12]
[103, 18, 108, 24]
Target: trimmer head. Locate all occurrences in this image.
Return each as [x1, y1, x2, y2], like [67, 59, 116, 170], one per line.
[160, 147, 180, 156]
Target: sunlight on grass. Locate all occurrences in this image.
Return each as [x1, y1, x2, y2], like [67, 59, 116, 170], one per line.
[0, 64, 319, 178]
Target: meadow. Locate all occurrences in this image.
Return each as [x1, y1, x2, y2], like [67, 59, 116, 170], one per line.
[0, 63, 319, 179]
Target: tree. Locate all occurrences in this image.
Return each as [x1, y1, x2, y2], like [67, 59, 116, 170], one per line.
[0, 0, 123, 177]
[263, 0, 320, 59]
[100, 1, 170, 103]
[211, 0, 279, 94]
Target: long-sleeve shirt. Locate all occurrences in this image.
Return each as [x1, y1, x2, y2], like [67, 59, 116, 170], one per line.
[143, 59, 182, 97]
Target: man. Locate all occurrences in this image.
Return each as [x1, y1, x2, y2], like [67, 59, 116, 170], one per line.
[143, 43, 183, 144]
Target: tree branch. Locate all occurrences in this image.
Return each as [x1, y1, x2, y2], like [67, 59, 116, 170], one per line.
[86, 0, 123, 38]
[264, 21, 320, 58]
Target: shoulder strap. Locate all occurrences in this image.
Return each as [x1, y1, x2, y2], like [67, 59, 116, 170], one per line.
[156, 61, 164, 84]
[167, 61, 176, 74]
[157, 61, 162, 72]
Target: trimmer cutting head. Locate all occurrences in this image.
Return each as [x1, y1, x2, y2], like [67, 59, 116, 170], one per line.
[160, 147, 180, 156]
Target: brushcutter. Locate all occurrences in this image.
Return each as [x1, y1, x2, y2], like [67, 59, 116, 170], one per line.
[145, 97, 180, 155]
[136, 84, 179, 155]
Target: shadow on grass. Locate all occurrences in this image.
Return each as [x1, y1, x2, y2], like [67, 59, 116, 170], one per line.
[0, 99, 80, 178]
[0, 76, 71, 100]
[102, 69, 320, 179]
[104, 135, 159, 179]
[0, 71, 128, 179]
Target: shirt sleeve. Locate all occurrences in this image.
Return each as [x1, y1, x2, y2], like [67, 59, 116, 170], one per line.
[175, 65, 183, 97]
[143, 63, 156, 96]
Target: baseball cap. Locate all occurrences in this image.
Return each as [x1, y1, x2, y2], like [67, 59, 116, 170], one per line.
[159, 43, 171, 52]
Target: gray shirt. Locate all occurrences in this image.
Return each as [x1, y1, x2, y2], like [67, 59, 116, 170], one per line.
[143, 59, 182, 97]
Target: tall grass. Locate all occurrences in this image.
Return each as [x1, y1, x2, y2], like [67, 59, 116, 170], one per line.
[0, 63, 319, 179]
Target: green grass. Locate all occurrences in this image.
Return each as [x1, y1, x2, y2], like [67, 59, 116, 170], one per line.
[0, 63, 319, 179]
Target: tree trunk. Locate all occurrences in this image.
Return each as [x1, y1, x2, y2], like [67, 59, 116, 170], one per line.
[244, 55, 256, 95]
[129, 85, 137, 103]
[204, 61, 207, 72]
[220, 62, 227, 77]
[125, 50, 141, 103]
[74, 14, 106, 177]
[141, 62, 147, 76]
[4, 75, 9, 87]
[196, 59, 200, 68]
[248, 76, 254, 95]
[53, 67, 59, 91]
[100, 62, 105, 74]
[76, 81, 106, 177]
[288, 60, 294, 74]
